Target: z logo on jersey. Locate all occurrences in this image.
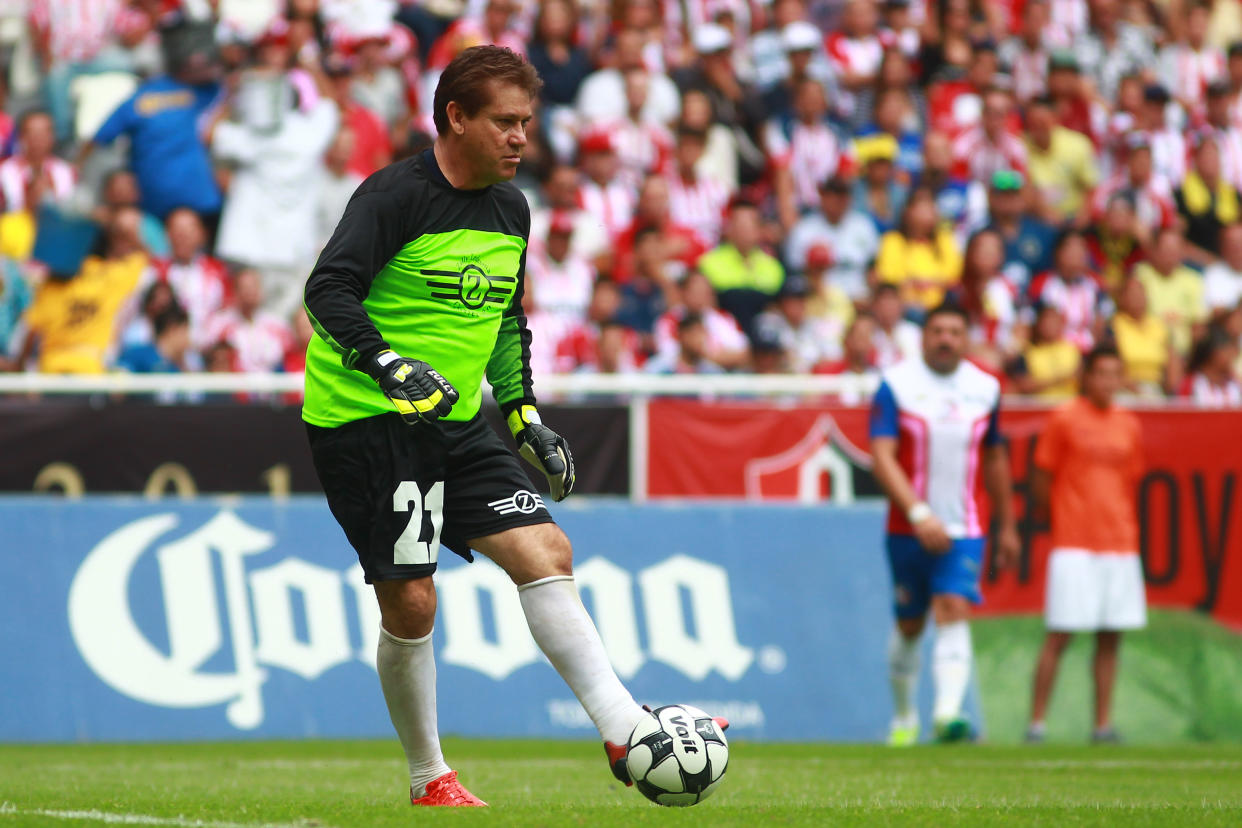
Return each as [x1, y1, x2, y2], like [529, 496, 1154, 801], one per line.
[423, 264, 515, 310]
[489, 490, 544, 515]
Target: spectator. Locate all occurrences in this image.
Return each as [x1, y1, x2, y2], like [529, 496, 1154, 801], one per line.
[653, 270, 750, 370]
[1009, 303, 1081, 399]
[951, 227, 1019, 372]
[916, 130, 987, 243]
[614, 226, 677, 347]
[1077, 0, 1155, 104]
[850, 47, 927, 138]
[0, 111, 74, 213]
[349, 26, 409, 135]
[1176, 134, 1241, 264]
[1092, 134, 1177, 240]
[14, 206, 149, 374]
[1045, 51, 1097, 144]
[0, 257, 31, 368]
[525, 0, 591, 110]
[316, 127, 365, 250]
[323, 55, 392, 180]
[86, 34, 223, 223]
[852, 132, 908, 233]
[531, 164, 608, 266]
[120, 279, 176, 348]
[643, 312, 725, 374]
[1204, 223, 1242, 314]
[825, 0, 883, 115]
[1085, 192, 1146, 292]
[856, 85, 925, 183]
[613, 174, 705, 284]
[93, 169, 169, 257]
[998, 0, 1052, 102]
[1133, 228, 1209, 356]
[203, 268, 293, 374]
[117, 304, 196, 374]
[556, 279, 642, 374]
[679, 87, 739, 192]
[527, 211, 595, 330]
[951, 87, 1026, 184]
[768, 77, 851, 229]
[759, 18, 835, 117]
[665, 123, 731, 248]
[575, 129, 634, 243]
[802, 242, 858, 332]
[1027, 228, 1111, 351]
[1201, 81, 1242, 191]
[1109, 275, 1174, 397]
[1182, 326, 1242, 405]
[1159, 1, 1225, 119]
[210, 68, 339, 318]
[871, 281, 922, 367]
[785, 176, 880, 303]
[752, 274, 844, 372]
[814, 312, 880, 405]
[609, 67, 675, 191]
[697, 200, 785, 337]
[576, 28, 680, 127]
[875, 186, 963, 311]
[985, 170, 1055, 292]
[152, 207, 231, 349]
[1024, 95, 1098, 226]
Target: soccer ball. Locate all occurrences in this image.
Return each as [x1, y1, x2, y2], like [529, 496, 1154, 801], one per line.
[625, 704, 729, 807]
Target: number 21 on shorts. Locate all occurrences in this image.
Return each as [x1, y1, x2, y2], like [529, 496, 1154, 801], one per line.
[393, 480, 445, 565]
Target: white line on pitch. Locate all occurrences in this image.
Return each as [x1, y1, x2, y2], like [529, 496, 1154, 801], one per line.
[0, 803, 329, 828]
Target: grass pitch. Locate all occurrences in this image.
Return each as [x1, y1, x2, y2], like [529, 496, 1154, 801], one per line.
[1, 740, 1240, 827]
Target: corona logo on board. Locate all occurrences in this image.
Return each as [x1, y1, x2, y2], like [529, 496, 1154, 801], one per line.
[67, 512, 754, 729]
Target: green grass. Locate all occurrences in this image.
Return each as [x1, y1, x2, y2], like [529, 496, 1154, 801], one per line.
[2, 740, 1241, 827]
[974, 609, 1242, 744]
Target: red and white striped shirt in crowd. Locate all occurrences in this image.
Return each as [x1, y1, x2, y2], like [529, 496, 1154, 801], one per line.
[825, 32, 882, 113]
[577, 179, 635, 242]
[0, 156, 75, 211]
[1027, 270, 1111, 351]
[764, 118, 850, 213]
[664, 0, 762, 52]
[28, 0, 131, 64]
[664, 171, 731, 249]
[203, 308, 293, 374]
[1091, 172, 1177, 230]
[1007, 46, 1048, 102]
[1161, 44, 1226, 111]
[152, 254, 231, 349]
[1147, 127, 1188, 184]
[607, 118, 673, 192]
[927, 79, 982, 137]
[525, 248, 595, 329]
[1047, 0, 1088, 43]
[1182, 373, 1242, 407]
[653, 306, 748, 364]
[1201, 125, 1242, 190]
[951, 127, 1028, 183]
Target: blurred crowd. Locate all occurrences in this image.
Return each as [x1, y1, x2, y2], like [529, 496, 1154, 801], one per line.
[1, 0, 1242, 407]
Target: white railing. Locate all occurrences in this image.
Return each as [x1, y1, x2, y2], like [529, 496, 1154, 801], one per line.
[0, 371, 880, 397]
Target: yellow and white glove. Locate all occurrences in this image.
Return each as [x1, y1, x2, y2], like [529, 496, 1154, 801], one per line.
[368, 350, 459, 425]
[508, 405, 575, 501]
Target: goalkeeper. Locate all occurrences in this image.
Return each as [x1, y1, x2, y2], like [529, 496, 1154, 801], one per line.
[302, 46, 653, 807]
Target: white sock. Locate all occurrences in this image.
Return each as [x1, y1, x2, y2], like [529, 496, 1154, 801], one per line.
[518, 575, 645, 745]
[932, 621, 973, 723]
[888, 630, 921, 724]
[376, 627, 452, 797]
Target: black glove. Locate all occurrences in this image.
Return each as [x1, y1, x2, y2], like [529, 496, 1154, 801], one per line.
[508, 405, 575, 501]
[367, 350, 459, 425]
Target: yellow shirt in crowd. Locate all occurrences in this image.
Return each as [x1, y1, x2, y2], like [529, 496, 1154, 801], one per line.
[25, 252, 148, 374]
[875, 226, 962, 310]
[1112, 312, 1169, 389]
[1022, 340, 1082, 399]
[1133, 263, 1207, 356]
[1026, 127, 1099, 221]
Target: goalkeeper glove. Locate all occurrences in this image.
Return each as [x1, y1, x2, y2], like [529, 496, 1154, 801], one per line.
[367, 350, 459, 425]
[508, 405, 575, 501]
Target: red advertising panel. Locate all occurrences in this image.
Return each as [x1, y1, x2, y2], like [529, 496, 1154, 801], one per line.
[646, 400, 1242, 628]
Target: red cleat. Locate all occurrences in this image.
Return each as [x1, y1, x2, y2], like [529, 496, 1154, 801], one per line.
[410, 771, 487, 807]
[604, 741, 632, 786]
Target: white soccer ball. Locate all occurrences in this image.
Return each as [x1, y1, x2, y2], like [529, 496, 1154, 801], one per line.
[625, 704, 729, 807]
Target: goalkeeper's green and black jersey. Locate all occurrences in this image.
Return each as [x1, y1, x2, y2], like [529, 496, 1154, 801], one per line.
[302, 148, 534, 428]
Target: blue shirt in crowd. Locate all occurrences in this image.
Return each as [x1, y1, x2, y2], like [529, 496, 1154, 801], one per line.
[94, 76, 223, 219]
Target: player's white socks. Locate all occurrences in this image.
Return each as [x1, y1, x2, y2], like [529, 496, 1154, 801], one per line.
[888, 630, 921, 724]
[932, 621, 973, 723]
[376, 626, 452, 798]
[518, 575, 646, 746]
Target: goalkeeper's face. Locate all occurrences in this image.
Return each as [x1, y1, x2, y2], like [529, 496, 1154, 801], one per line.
[462, 80, 534, 184]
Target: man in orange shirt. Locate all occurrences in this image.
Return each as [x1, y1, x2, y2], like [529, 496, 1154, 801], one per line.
[1026, 345, 1145, 744]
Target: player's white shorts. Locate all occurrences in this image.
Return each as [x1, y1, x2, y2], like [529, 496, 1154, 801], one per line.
[1045, 548, 1147, 632]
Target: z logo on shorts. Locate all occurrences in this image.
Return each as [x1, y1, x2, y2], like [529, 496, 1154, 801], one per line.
[489, 490, 544, 515]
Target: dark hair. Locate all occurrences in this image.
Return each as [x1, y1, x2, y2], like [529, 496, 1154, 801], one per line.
[1052, 226, 1085, 259]
[433, 45, 542, 136]
[873, 282, 900, 300]
[923, 301, 969, 328]
[1081, 343, 1122, 375]
[1187, 326, 1236, 375]
[678, 312, 705, 333]
[17, 108, 52, 134]
[153, 304, 189, 337]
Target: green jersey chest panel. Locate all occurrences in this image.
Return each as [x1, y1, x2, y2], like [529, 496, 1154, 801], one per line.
[371, 229, 524, 320]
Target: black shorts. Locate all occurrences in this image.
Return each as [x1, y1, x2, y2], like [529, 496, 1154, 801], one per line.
[306, 412, 555, 582]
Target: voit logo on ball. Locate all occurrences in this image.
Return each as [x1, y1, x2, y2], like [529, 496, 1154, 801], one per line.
[68, 511, 757, 731]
